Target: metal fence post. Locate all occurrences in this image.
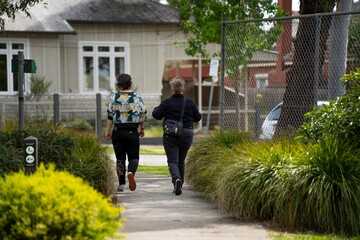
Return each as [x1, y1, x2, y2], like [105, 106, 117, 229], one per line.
[18, 51, 25, 133]
[255, 100, 261, 138]
[96, 93, 102, 141]
[53, 93, 60, 124]
[313, 14, 321, 107]
[220, 12, 226, 130]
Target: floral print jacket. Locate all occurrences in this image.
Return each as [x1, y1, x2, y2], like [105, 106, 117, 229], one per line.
[107, 92, 147, 125]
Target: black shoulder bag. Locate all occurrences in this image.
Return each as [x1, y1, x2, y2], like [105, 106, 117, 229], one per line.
[163, 98, 187, 137]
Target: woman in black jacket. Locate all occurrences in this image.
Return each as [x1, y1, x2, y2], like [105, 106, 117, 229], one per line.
[152, 76, 202, 196]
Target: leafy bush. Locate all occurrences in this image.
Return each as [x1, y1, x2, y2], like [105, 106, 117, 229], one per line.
[0, 164, 123, 240]
[26, 75, 51, 102]
[298, 68, 360, 145]
[69, 119, 94, 132]
[0, 120, 115, 196]
[0, 142, 23, 177]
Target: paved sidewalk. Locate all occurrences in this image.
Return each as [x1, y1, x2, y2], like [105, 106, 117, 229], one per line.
[113, 171, 270, 239]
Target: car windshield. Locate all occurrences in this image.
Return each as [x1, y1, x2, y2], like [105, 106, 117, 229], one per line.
[267, 105, 281, 121]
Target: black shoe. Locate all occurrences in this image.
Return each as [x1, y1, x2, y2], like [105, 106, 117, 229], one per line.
[174, 179, 182, 196]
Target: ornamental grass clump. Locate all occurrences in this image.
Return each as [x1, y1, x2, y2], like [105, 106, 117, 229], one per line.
[63, 131, 116, 196]
[186, 129, 251, 203]
[217, 140, 305, 221]
[188, 132, 360, 236]
[287, 137, 360, 236]
[0, 164, 123, 240]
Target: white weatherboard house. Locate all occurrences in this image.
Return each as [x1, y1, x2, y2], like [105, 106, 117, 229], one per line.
[1, 0, 218, 121]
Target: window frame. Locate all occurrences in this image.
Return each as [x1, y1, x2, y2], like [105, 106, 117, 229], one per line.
[78, 41, 130, 94]
[0, 39, 29, 95]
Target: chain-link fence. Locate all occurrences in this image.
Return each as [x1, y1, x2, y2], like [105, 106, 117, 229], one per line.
[220, 10, 360, 139]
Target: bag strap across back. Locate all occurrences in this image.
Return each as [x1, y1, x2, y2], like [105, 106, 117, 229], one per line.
[179, 97, 187, 121]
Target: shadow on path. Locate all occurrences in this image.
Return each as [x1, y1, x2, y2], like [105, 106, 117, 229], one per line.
[114, 173, 269, 240]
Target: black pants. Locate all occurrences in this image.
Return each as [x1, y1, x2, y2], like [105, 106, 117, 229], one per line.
[111, 127, 140, 185]
[163, 128, 193, 185]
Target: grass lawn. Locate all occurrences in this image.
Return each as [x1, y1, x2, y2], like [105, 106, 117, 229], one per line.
[105, 144, 168, 176]
[105, 145, 165, 155]
[270, 233, 352, 240]
[137, 165, 170, 176]
[139, 146, 165, 155]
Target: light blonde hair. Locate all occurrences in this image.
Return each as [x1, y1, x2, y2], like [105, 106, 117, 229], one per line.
[169, 76, 185, 94]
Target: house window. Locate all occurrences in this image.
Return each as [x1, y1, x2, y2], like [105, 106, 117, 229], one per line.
[255, 73, 269, 88]
[79, 42, 129, 93]
[0, 40, 27, 94]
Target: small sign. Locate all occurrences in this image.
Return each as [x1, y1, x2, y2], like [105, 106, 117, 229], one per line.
[209, 59, 219, 77]
[24, 136, 38, 174]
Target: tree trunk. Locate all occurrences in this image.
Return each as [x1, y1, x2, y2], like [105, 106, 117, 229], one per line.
[275, 0, 336, 137]
[327, 0, 351, 100]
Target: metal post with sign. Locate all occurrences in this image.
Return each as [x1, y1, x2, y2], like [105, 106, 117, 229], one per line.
[206, 59, 219, 138]
[24, 136, 38, 174]
[11, 52, 37, 134]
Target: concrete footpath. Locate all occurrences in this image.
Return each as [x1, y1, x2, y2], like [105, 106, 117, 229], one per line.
[111, 151, 270, 240]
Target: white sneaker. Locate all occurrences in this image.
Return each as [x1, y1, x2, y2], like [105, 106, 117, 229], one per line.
[117, 184, 125, 192]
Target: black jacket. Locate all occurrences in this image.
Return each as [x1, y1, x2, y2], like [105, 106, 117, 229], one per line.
[152, 94, 202, 129]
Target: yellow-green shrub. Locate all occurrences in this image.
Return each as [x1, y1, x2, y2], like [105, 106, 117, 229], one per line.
[0, 164, 123, 240]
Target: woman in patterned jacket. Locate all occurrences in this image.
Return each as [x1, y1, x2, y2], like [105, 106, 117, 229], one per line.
[105, 73, 147, 192]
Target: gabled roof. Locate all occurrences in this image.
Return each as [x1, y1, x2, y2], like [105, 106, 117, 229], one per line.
[4, 0, 180, 34]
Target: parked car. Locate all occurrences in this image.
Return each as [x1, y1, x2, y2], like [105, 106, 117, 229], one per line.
[259, 101, 329, 140]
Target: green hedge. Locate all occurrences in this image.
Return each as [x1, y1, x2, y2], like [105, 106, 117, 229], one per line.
[0, 121, 116, 196]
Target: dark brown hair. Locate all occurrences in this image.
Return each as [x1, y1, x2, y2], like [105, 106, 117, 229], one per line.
[116, 73, 132, 90]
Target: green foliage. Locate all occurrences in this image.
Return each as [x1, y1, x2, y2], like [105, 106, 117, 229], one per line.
[0, 120, 115, 196]
[0, 164, 123, 239]
[0, 142, 23, 177]
[137, 165, 170, 176]
[187, 130, 360, 236]
[169, 0, 285, 59]
[26, 75, 51, 102]
[218, 140, 305, 221]
[290, 137, 360, 235]
[186, 129, 250, 202]
[0, 0, 46, 30]
[69, 118, 94, 132]
[144, 125, 163, 137]
[63, 132, 116, 196]
[298, 69, 360, 145]
[347, 9, 360, 69]
[271, 233, 354, 240]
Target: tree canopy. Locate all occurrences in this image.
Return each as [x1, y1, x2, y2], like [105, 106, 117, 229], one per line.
[0, 0, 45, 30]
[168, 0, 285, 59]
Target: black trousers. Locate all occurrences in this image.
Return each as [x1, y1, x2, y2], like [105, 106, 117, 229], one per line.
[163, 128, 193, 185]
[111, 127, 140, 185]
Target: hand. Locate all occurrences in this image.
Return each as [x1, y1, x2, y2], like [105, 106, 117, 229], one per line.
[105, 130, 111, 140]
[139, 129, 145, 137]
